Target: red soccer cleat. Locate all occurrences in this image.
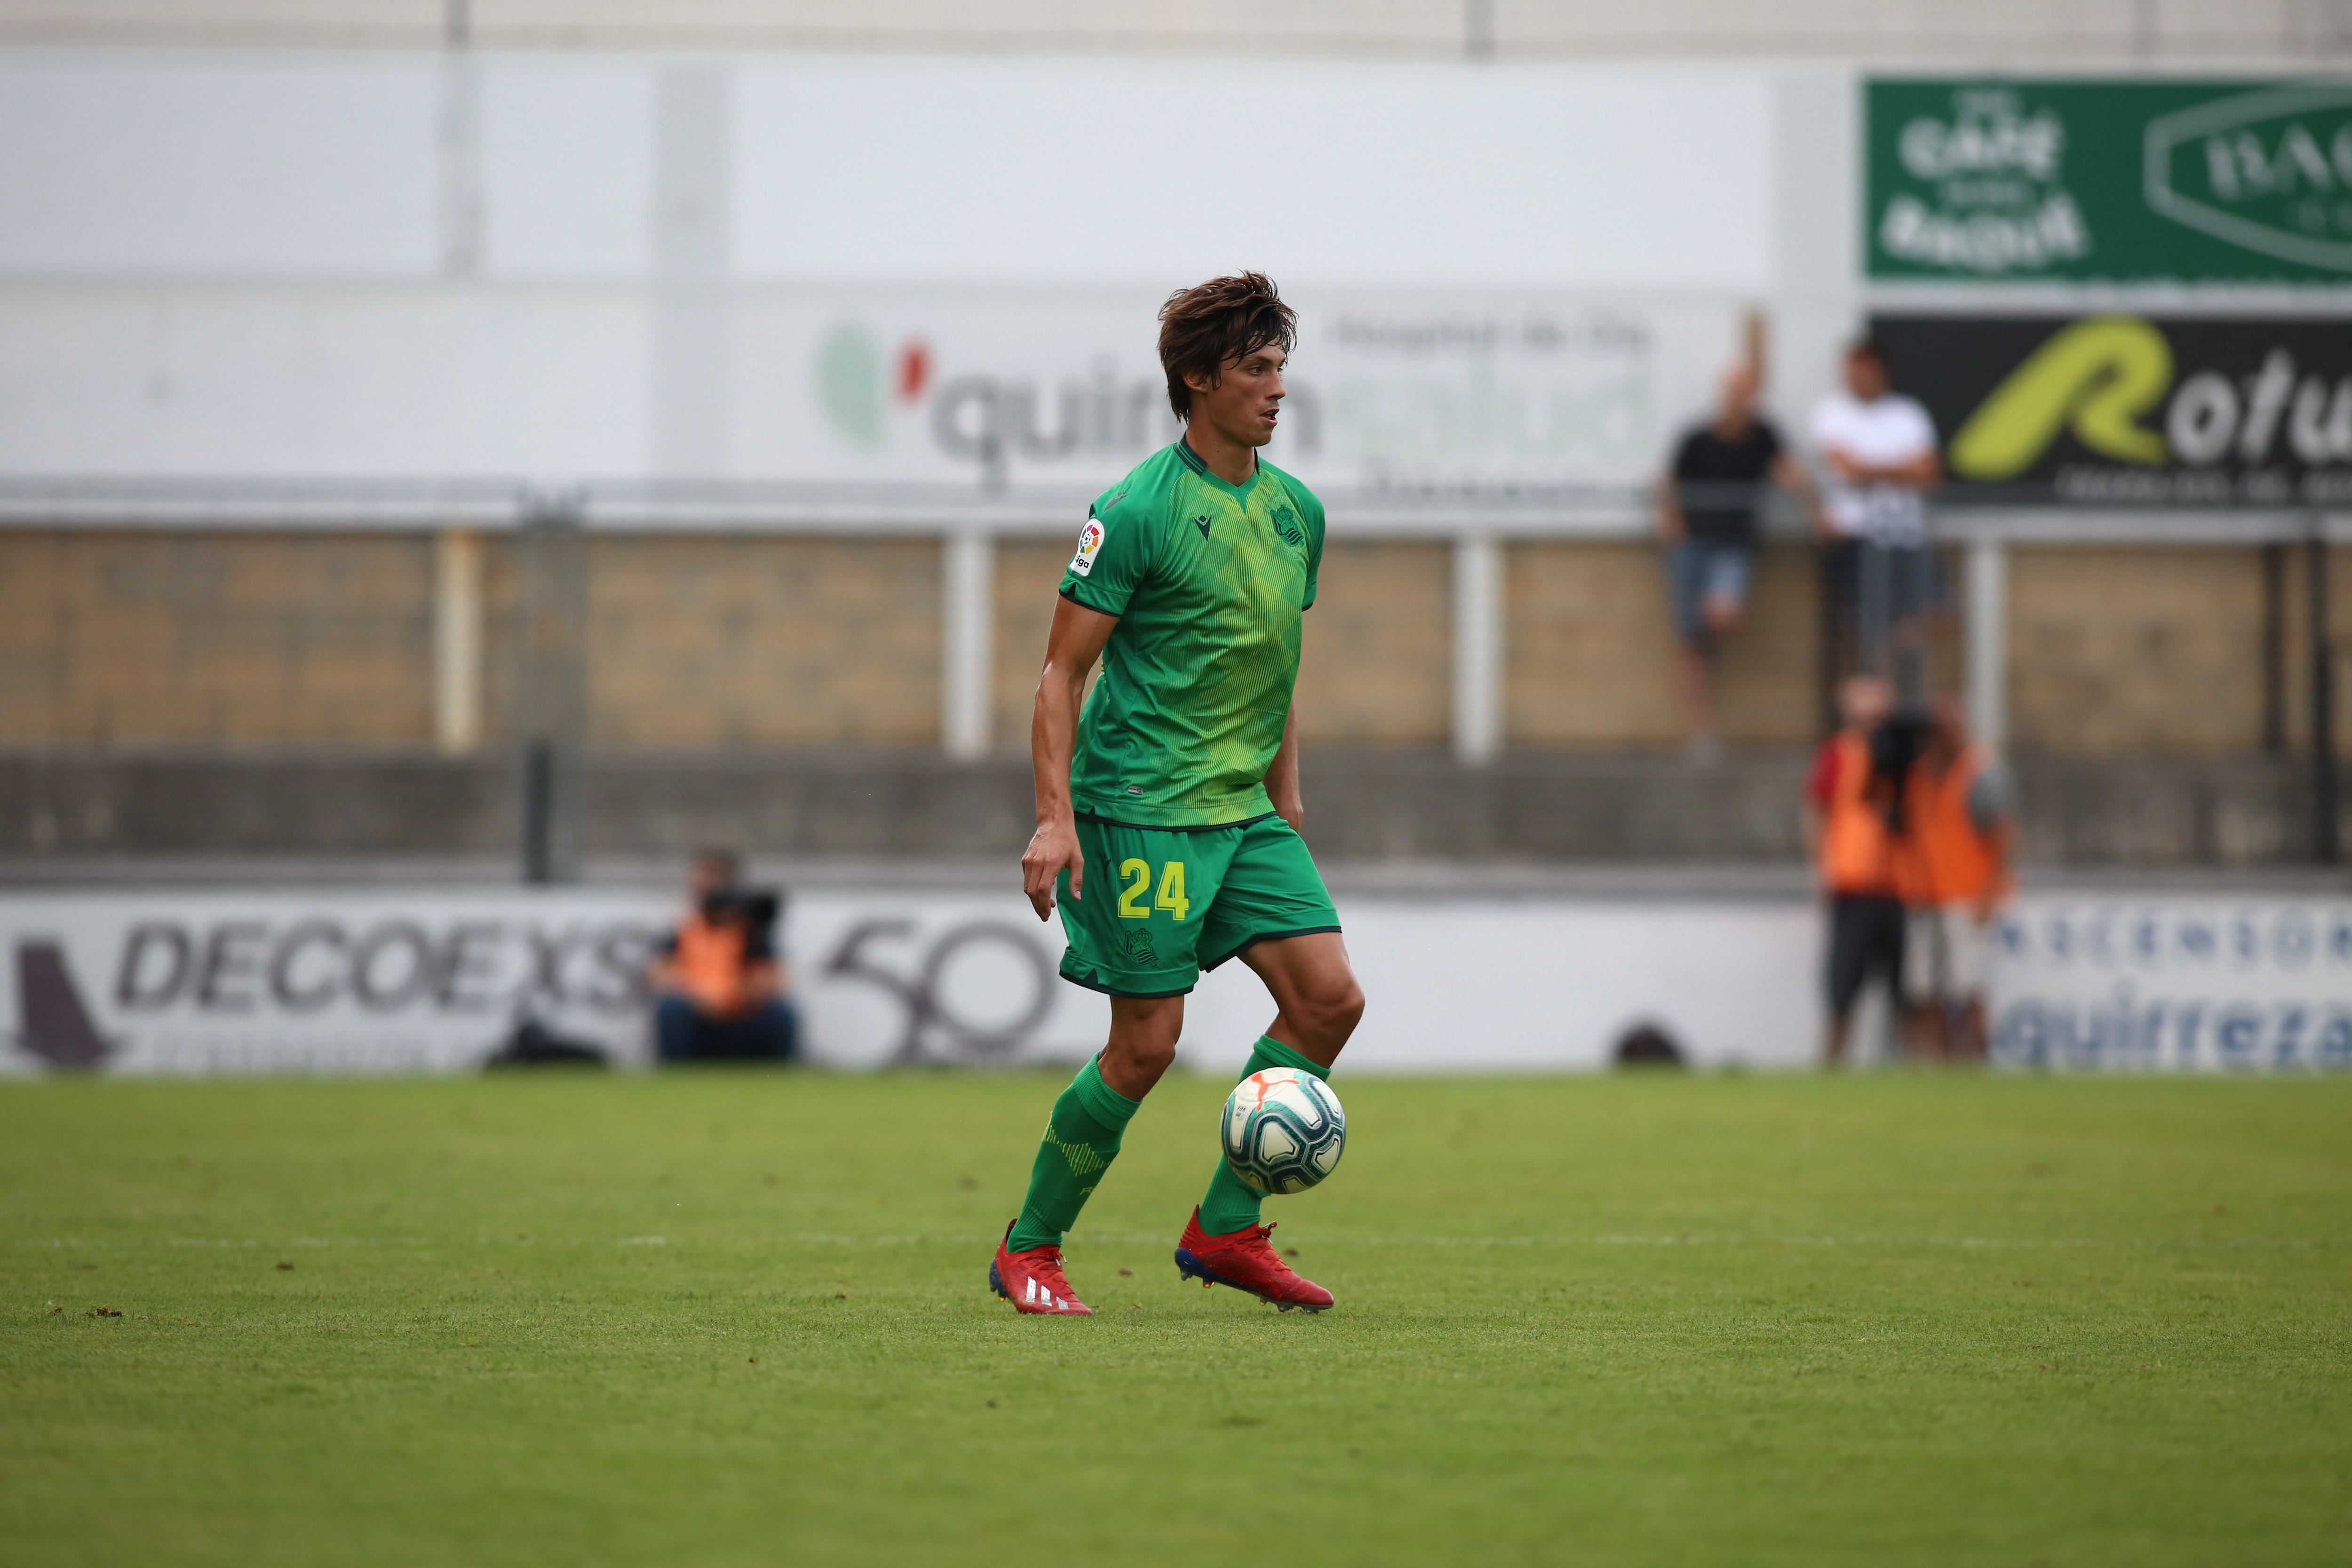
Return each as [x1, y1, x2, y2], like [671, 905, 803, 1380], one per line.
[1174, 1207, 1335, 1312]
[989, 1222, 1092, 1316]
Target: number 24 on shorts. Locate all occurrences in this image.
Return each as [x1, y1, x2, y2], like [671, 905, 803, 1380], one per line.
[1116, 859, 1190, 922]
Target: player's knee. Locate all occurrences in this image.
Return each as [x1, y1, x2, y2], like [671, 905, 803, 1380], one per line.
[1299, 977, 1365, 1047]
[1114, 1035, 1178, 1082]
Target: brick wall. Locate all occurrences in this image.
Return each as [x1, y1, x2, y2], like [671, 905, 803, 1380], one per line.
[1507, 540, 1833, 748]
[1292, 541, 1451, 747]
[2271, 542, 2352, 756]
[992, 539, 1068, 751]
[2007, 545, 2264, 756]
[0, 529, 435, 747]
[4, 527, 2329, 761]
[583, 535, 940, 749]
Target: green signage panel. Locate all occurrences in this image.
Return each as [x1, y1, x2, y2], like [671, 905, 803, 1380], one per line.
[1867, 78, 2352, 283]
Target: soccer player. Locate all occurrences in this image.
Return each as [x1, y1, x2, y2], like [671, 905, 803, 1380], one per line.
[988, 273, 1364, 1317]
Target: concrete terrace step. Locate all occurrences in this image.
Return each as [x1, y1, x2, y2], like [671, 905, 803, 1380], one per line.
[0, 748, 2344, 869]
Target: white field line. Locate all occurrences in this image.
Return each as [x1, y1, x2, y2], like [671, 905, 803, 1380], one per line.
[10, 1233, 2334, 1252]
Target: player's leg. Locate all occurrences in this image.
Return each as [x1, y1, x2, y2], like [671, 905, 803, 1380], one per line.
[1174, 819, 1352, 1308]
[992, 1000, 1174, 1318]
[1009, 994, 1178, 1256]
[1193, 930, 1359, 1238]
[1237, 930, 1363, 1067]
[992, 820, 1224, 1315]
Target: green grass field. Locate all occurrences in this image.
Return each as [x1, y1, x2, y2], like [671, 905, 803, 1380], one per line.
[4, 1070, 2348, 1566]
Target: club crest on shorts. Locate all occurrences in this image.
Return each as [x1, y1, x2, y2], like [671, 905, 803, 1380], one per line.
[1070, 519, 1105, 577]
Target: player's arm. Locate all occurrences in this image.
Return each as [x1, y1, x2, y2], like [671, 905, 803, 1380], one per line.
[1021, 596, 1118, 920]
[1266, 703, 1303, 834]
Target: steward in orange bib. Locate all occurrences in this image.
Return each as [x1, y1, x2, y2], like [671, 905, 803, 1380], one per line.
[1891, 701, 2013, 1062]
[1802, 676, 1905, 1067]
[648, 851, 799, 1063]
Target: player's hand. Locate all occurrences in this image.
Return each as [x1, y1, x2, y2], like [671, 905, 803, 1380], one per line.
[1022, 817, 1083, 921]
[1275, 802, 1305, 836]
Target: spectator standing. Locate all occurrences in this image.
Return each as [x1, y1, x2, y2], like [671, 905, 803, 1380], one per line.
[1802, 675, 1907, 1067]
[1657, 361, 1817, 761]
[1810, 340, 1941, 692]
[649, 850, 800, 1064]
[1895, 700, 2014, 1063]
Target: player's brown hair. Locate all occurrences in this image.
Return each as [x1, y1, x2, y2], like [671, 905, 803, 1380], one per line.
[1157, 273, 1296, 420]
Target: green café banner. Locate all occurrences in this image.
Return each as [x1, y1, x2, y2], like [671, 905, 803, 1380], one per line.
[1870, 314, 2352, 507]
[1867, 78, 2352, 283]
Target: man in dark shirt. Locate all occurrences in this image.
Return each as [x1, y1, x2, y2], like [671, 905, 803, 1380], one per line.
[1656, 362, 1817, 760]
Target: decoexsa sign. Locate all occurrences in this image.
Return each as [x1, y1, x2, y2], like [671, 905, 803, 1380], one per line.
[1869, 314, 2352, 506]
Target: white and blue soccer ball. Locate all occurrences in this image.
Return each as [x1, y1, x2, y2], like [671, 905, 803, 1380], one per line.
[1220, 1067, 1346, 1195]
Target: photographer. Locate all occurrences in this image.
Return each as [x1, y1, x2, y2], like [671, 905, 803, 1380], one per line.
[648, 851, 799, 1064]
[1801, 676, 1912, 1067]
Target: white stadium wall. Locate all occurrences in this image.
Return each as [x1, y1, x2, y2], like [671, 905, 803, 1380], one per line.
[0, 49, 1841, 494]
[3, 886, 2347, 1076]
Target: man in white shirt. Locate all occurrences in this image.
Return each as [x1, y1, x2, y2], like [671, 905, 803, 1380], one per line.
[1810, 339, 1942, 685]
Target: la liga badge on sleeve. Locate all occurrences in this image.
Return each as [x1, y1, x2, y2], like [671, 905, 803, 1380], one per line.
[1069, 519, 1105, 577]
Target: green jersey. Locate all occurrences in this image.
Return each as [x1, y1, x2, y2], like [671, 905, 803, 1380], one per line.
[1056, 439, 1326, 828]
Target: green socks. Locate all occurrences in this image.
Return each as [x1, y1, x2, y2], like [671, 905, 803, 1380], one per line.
[1007, 1057, 1141, 1252]
[1198, 1035, 1330, 1237]
[1007, 1038, 1330, 1250]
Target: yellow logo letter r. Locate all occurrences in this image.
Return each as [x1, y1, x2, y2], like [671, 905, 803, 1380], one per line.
[1949, 316, 2173, 480]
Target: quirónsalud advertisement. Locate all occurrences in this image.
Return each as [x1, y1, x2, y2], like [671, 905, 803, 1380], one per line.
[1868, 78, 2352, 284]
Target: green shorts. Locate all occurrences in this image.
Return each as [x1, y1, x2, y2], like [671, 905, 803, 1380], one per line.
[1056, 813, 1341, 998]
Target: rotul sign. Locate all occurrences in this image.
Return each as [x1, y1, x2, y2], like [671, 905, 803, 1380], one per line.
[1870, 314, 2352, 505]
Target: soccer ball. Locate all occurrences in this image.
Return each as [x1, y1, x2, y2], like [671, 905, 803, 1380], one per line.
[1220, 1067, 1346, 1195]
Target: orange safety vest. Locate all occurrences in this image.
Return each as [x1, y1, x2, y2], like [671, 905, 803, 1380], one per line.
[1898, 745, 2008, 906]
[1818, 731, 1895, 896]
[669, 912, 751, 1018]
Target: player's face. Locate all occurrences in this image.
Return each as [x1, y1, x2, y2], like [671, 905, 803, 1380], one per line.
[1843, 352, 1888, 401]
[1188, 342, 1287, 449]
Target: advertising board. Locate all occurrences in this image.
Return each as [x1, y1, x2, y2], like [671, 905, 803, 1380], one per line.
[731, 291, 1739, 505]
[1990, 896, 2352, 1071]
[1870, 313, 2352, 506]
[3, 885, 2347, 1077]
[0, 890, 1112, 1077]
[1868, 78, 2352, 284]
[0, 886, 1819, 1077]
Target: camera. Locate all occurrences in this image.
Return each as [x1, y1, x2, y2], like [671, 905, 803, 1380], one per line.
[699, 887, 783, 932]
